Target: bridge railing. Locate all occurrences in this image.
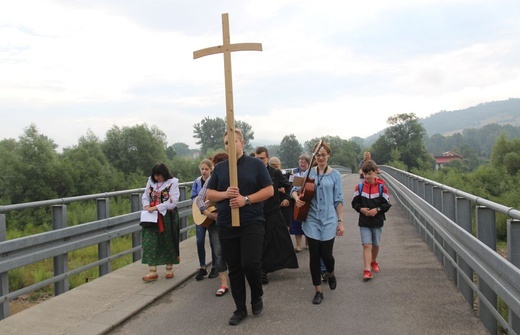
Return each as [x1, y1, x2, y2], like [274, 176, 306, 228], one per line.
[381, 166, 520, 335]
[0, 182, 194, 320]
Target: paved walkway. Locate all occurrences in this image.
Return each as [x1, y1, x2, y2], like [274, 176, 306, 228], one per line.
[0, 174, 488, 335]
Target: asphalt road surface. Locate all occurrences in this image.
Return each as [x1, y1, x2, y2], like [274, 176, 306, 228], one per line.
[111, 173, 488, 335]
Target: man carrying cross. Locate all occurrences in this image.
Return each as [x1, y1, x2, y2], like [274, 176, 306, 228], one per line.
[206, 129, 273, 325]
[194, 13, 267, 325]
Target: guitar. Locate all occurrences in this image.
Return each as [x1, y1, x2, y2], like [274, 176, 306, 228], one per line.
[192, 198, 217, 228]
[293, 139, 323, 222]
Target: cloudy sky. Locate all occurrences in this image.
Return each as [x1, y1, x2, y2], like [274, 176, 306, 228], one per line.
[1, 0, 519, 150]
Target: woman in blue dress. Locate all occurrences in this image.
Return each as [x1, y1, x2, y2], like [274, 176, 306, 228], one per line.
[291, 141, 344, 305]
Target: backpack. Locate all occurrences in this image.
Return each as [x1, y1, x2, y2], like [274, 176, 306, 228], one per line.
[358, 182, 384, 198]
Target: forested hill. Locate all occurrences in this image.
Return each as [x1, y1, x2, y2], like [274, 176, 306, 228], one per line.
[364, 98, 520, 145]
[420, 98, 520, 136]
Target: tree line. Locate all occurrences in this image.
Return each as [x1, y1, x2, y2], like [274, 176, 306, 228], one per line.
[2, 114, 520, 240]
[0, 119, 363, 207]
[4, 114, 518, 206]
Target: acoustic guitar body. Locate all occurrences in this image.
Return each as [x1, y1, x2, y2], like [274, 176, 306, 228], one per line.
[293, 177, 315, 222]
[192, 200, 217, 228]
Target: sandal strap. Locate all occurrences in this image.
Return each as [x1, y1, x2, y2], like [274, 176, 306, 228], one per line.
[216, 286, 228, 295]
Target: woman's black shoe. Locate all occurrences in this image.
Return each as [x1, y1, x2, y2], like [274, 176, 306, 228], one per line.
[195, 268, 207, 281]
[229, 310, 248, 325]
[208, 268, 218, 279]
[312, 291, 323, 305]
[328, 275, 337, 290]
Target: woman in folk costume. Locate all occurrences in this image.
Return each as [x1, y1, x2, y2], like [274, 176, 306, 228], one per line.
[141, 163, 181, 281]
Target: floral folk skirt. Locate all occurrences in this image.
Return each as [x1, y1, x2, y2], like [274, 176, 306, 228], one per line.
[141, 210, 180, 266]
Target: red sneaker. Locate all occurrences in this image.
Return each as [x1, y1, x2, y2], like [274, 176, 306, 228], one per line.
[371, 261, 380, 273]
[363, 270, 373, 281]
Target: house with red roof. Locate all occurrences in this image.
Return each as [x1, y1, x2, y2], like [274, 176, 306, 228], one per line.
[434, 151, 463, 169]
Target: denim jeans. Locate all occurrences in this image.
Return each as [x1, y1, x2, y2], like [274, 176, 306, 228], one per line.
[196, 225, 216, 267]
[207, 223, 227, 272]
[360, 227, 383, 246]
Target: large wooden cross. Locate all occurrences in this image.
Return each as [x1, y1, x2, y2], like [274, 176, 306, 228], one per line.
[193, 13, 262, 227]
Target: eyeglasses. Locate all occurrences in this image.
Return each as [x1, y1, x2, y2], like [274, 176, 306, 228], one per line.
[315, 153, 328, 158]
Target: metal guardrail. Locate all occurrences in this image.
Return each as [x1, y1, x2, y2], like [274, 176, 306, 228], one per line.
[6, 164, 520, 333]
[0, 182, 195, 320]
[381, 166, 520, 335]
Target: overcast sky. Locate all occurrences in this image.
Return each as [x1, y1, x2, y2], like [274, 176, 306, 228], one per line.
[1, 0, 519, 150]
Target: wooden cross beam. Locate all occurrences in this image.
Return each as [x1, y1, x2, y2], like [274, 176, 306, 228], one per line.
[193, 13, 262, 227]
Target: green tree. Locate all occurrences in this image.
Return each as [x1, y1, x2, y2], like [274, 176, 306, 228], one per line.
[170, 156, 199, 183]
[504, 152, 520, 175]
[11, 124, 65, 203]
[457, 144, 480, 171]
[168, 142, 192, 158]
[305, 136, 358, 171]
[349, 136, 365, 154]
[265, 144, 280, 159]
[490, 134, 509, 167]
[193, 117, 226, 155]
[193, 117, 254, 155]
[279, 134, 302, 168]
[369, 135, 393, 165]
[378, 113, 433, 170]
[62, 130, 124, 195]
[491, 134, 520, 175]
[102, 124, 167, 174]
[0, 139, 19, 205]
[236, 120, 255, 153]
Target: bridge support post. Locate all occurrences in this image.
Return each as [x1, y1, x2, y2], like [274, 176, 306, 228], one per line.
[97, 198, 111, 276]
[131, 193, 142, 262]
[455, 197, 474, 308]
[432, 187, 444, 263]
[508, 219, 520, 334]
[0, 214, 9, 319]
[424, 184, 434, 251]
[53, 205, 69, 295]
[417, 179, 425, 200]
[411, 177, 418, 195]
[442, 191, 457, 284]
[424, 183, 433, 205]
[476, 206, 497, 334]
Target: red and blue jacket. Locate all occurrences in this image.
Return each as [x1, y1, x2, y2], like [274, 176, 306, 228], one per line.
[351, 178, 391, 228]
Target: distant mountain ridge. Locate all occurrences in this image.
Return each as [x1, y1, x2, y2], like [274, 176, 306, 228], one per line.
[365, 98, 520, 144]
[420, 98, 520, 136]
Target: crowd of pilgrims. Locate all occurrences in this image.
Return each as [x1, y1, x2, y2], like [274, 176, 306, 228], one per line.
[140, 137, 390, 326]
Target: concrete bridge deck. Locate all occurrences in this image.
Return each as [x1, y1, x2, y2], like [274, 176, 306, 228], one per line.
[0, 174, 488, 334]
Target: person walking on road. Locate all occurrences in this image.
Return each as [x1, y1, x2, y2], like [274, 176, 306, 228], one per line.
[292, 140, 344, 305]
[141, 163, 180, 282]
[289, 153, 311, 252]
[191, 159, 218, 281]
[255, 147, 298, 285]
[195, 153, 231, 297]
[351, 160, 391, 281]
[206, 129, 274, 326]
